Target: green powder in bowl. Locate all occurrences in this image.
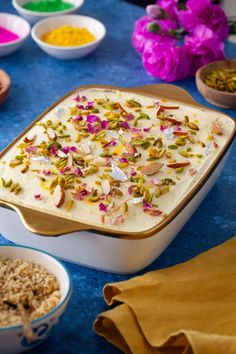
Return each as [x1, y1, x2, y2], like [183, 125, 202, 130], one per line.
[23, 0, 74, 12]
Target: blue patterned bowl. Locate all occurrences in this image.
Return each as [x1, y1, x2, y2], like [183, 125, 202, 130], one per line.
[0, 245, 72, 354]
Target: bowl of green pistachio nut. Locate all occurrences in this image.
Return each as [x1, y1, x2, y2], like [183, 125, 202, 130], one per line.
[196, 59, 236, 109]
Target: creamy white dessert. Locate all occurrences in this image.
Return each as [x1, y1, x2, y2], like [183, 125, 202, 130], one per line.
[0, 88, 234, 232]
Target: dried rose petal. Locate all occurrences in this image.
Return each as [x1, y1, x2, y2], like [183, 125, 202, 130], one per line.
[86, 115, 100, 123]
[120, 122, 130, 129]
[101, 120, 109, 130]
[34, 194, 42, 200]
[99, 203, 108, 212]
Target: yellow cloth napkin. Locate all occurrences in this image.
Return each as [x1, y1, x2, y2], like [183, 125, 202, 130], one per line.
[94, 237, 236, 354]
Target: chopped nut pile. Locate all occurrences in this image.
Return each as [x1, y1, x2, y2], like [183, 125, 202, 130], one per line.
[0, 257, 60, 327]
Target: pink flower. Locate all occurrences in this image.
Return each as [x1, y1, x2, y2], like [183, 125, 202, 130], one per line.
[178, 0, 229, 41]
[132, 16, 177, 54]
[157, 0, 179, 21]
[147, 4, 163, 19]
[87, 101, 94, 108]
[142, 40, 189, 81]
[184, 25, 225, 75]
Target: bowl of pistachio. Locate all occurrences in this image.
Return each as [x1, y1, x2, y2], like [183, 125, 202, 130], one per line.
[196, 59, 236, 109]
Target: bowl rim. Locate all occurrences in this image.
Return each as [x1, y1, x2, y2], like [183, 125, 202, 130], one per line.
[0, 244, 73, 332]
[196, 59, 236, 97]
[0, 12, 31, 48]
[31, 14, 106, 50]
[12, 0, 84, 16]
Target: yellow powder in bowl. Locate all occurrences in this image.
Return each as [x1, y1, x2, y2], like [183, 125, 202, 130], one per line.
[41, 25, 96, 46]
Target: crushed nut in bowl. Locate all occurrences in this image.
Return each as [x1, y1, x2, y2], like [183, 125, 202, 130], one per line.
[0, 245, 72, 354]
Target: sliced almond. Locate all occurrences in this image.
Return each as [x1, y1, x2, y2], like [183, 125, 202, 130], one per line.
[141, 162, 164, 176]
[173, 131, 188, 136]
[47, 128, 57, 141]
[125, 143, 137, 156]
[67, 153, 73, 167]
[81, 143, 91, 155]
[164, 117, 182, 125]
[167, 161, 190, 168]
[101, 179, 110, 195]
[211, 120, 223, 135]
[24, 133, 36, 143]
[57, 150, 67, 158]
[161, 105, 179, 109]
[53, 185, 65, 208]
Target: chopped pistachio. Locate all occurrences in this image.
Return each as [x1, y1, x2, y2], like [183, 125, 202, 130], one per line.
[175, 167, 184, 174]
[21, 165, 29, 174]
[66, 200, 74, 211]
[175, 138, 186, 146]
[168, 144, 178, 149]
[125, 99, 142, 108]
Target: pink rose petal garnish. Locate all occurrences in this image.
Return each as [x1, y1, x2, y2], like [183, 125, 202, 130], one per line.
[130, 169, 137, 176]
[99, 203, 108, 212]
[160, 125, 168, 132]
[74, 167, 82, 176]
[42, 169, 51, 176]
[125, 114, 134, 121]
[74, 95, 87, 102]
[86, 115, 100, 123]
[86, 101, 94, 108]
[101, 120, 109, 130]
[120, 122, 130, 129]
[104, 139, 117, 147]
[34, 194, 42, 200]
[51, 145, 57, 155]
[143, 127, 151, 132]
[25, 146, 37, 154]
[70, 146, 77, 153]
[61, 146, 70, 154]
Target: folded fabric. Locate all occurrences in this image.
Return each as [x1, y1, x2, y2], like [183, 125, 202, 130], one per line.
[94, 237, 236, 354]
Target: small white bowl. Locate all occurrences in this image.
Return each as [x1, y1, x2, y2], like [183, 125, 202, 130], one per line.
[12, 0, 84, 25]
[0, 245, 72, 354]
[0, 13, 30, 57]
[31, 14, 106, 60]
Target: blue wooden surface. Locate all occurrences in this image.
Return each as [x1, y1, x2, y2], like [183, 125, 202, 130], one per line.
[0, 1, 235, 353]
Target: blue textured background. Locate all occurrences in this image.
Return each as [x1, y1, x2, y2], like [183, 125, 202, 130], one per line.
[0, 1, 235, 353]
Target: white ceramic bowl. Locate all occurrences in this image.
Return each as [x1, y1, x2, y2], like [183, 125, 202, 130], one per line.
[0, 245, 72, 354]
[0, 13, 30, 57]
[31, 14, 106, 60]
[12, 0, 84, 24]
